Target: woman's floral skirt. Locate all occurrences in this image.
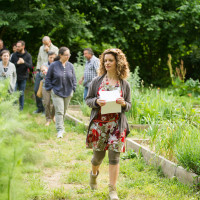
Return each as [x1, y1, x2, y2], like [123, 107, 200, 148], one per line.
[86, 113, 126, 153]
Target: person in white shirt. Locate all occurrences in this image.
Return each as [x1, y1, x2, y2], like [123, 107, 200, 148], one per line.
[0, 50, 16, 93]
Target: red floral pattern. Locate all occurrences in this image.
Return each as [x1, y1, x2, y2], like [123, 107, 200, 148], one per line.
[86, 80, 126, 152]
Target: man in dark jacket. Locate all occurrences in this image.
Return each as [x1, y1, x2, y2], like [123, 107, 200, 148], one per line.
[11, 40, 32, 110]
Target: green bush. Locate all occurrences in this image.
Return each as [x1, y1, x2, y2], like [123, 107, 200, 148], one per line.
[128, 87, 198, 124]
[172, 77, 200, 97]
[121, 150, 137, 160]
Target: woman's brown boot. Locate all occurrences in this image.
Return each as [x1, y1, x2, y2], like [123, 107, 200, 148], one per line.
[109, 184, 119, 200]
[89, 170, 99, 190]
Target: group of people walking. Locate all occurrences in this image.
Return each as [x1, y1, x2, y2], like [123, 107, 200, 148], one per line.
[0, 40, 32, 110]
[0, 36, 131, 200]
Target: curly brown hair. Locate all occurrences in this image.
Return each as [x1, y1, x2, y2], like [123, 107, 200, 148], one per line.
[98, 48, 130, 80]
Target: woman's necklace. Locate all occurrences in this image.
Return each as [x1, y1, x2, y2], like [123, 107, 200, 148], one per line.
[3, 62, 8, 67]
[3, 62, 8, 72]
[105, 75, 119, 87]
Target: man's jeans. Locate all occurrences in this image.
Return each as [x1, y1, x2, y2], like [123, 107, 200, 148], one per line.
[84, 87, 89, 100]
[34, 73, 44, 112]
[15, 79, 27, 110]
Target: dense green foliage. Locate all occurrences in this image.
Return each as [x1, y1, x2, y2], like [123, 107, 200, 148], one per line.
[1, 0, 200, 85]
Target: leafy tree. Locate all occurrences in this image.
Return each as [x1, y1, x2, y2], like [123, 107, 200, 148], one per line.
[73, 0, 200, 85]
[0, 0, 90, 64]
[1, 0, 200, 85]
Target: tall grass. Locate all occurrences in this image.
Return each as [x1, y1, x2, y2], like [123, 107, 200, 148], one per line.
[176, 125, 200, 175]
[127, 67, 200, 175]
[146, 120, 200, 174]
[128, 87, 199, 124]
[127, 67, 199, 125]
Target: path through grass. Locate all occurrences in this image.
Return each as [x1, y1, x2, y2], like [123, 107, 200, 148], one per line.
[20, 83, 199, 199]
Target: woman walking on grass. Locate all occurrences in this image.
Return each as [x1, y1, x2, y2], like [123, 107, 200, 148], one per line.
[0, 50, 17, 93]
[45, 47, 77, 138]
[85, 48, 131, 200]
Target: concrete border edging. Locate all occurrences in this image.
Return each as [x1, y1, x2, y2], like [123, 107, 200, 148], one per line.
[65, 112, 89, 128]
[126, 138, 199, 186]
[130, 124, 149, 130]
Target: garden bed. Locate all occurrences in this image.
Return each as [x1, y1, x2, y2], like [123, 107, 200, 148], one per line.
[65, 109, 200, 186]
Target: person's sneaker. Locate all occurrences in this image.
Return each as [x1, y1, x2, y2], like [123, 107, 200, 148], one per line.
[33, 109, 42, 114]
[57, 130, 63, 138]
[109, 184, 119, 200]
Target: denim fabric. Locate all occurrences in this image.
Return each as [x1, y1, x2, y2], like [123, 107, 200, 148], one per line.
[34, 72, 44, 111]
[35, 91, 45, 112]
[15, 79, 27, 110]
[84, 87, 88, 100]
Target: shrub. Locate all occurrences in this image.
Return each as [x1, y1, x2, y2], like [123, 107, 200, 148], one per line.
[172, 77, 200, 97]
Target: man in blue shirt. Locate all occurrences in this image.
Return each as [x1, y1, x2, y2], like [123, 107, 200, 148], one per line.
[79, 48, 99, 99]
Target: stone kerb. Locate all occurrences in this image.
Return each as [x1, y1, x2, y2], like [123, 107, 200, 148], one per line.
[65, 112, 89, 128]
[126, 138, 199, 186]
[175, 166, 198, 185]
[129, 124, 149, 130]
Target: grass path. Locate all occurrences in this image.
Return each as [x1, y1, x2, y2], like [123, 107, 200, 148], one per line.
[21, 83, 199, 200]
